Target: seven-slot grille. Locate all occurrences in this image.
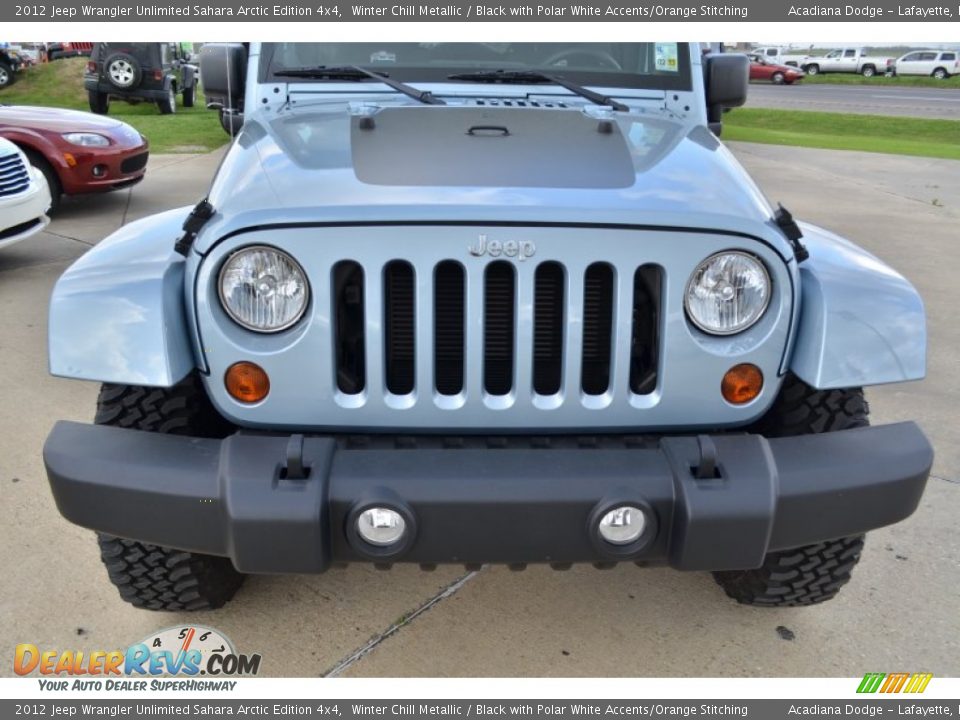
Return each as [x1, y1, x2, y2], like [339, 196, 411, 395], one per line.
[331, 259, 662, 405]
[0, 152, 30, 198]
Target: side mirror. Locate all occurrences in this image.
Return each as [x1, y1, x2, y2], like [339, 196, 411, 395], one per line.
[200, 42, 247, 112]
[703, 53, 749, 135]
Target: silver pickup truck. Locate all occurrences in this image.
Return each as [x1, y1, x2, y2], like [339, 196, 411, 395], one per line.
[42, 42, 931, 612]
[802, 47, 895, 77]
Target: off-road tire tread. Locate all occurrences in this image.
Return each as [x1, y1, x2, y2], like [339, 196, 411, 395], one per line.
[713, 375, 869, 607]
[94, 374, 241, 611]
[747, 374, 868, 438]
[95, 374, 233, 437]
[97, 535, 243, 611]
[713, 535, 865, 606]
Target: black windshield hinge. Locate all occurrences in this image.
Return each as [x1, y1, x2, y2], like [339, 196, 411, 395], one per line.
[174, 199, 215, 256]
[774, 203, 809, 263]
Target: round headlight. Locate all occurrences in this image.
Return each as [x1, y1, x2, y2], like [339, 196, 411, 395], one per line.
[685, 251, 771, 335]
[218, 246, 309, 332]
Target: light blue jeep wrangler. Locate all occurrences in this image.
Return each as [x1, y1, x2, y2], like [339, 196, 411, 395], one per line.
[43, 42, 932, 611]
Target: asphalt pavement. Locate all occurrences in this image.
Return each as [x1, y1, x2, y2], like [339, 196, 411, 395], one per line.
[746, 82, 960, 119]
[1, 143, 957, 678]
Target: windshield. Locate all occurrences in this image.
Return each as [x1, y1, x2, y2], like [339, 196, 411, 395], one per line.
[262, 43, 692, 91]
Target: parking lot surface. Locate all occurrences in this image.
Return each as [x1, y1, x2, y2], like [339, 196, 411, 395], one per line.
[1, 143, 957, 677]
[746, 82, 960, 119]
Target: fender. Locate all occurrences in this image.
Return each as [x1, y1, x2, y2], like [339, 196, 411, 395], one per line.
[789, 222, 926, 389]
[48, 206, 195, 387]
[182, 63, 197, 88]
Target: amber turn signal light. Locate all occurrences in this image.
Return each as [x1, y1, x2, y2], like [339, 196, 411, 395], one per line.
[225, 361, 270, 403]
[721, 363, 763, 405]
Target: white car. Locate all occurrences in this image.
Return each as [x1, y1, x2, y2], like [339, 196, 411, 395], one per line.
[0, 136, 51, 250]
[894, 50, 959, 79]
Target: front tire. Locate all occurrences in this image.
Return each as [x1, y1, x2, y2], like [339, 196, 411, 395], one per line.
[98, 536, 244, 611]
[182, 83, 196, 107]
[714, 537, 865, 607]
[771, 72, 785, 85]
[713, 375, 869, 607]
[157, 86, 177, 115]
[94, 375, 242, 611]
[23, 149, 62, 212]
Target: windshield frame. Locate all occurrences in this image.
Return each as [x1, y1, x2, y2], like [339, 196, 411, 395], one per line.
[259, 43, 693, 92]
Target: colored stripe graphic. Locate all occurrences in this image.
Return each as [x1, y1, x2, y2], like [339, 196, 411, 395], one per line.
[906, 673, 933, 694]
[857, 673, 885, 693]
[857, 672, 931, 694]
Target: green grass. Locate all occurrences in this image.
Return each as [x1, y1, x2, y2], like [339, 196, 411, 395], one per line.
[725, 107, 960, 160]
[802, 73, 960, 88]
[1, 57, 226, 153]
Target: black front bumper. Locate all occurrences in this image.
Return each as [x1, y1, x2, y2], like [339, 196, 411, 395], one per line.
[43, 421, 932, 574]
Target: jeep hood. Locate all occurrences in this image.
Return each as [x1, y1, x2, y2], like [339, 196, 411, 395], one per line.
[200, 103, 780, 254]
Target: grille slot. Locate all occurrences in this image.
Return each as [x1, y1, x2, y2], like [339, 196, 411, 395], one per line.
[333, 261, 366, 394]
[630, 265, 662, 396]
[120, 152, 149, 174]
[581, 263, 615, 395]
[533, 262, 565, 396]
[434, 261, 465, 395]
[483, 261, 516, 396]
[0, 153, 30, 198]
[384, 261, 415, 395]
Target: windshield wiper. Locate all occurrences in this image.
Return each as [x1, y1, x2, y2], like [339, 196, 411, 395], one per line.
[274, 65, 445, 105]
[448, 70, 629, 112]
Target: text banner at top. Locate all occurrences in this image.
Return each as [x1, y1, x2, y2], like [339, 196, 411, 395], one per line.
[4, 0, 960, 22]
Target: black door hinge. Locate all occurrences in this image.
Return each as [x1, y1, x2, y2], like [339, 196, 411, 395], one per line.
[774, 203, 809, 263]
[174, 199, 215, 256]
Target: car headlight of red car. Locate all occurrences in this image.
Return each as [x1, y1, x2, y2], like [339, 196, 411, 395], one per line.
[62, 133, 110, 147]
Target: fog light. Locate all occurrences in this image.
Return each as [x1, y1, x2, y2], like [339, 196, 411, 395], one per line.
[92, 164, 107, 177]
[356, 507, 406, 547]
[224, 361, 270, 403]
[597, 505, 646, 546]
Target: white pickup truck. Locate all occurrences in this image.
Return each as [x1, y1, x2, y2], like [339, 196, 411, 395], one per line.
[753, 46, 812, 69]
[800, 48, 895, 77]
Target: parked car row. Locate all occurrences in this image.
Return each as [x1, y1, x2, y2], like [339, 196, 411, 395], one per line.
[753, 45, 959, 79]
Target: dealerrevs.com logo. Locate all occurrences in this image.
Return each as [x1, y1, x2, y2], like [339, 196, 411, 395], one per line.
[15, 626, 261, 690]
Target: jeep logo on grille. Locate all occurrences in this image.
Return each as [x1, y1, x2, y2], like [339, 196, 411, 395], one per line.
[469, 235, 536, 261]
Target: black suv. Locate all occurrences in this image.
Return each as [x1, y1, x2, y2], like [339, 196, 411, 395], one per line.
[85, 43, 198, 115]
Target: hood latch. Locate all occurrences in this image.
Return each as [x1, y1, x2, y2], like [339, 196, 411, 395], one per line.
[174, 199, 215, 256]
[775, 204, 809, 263]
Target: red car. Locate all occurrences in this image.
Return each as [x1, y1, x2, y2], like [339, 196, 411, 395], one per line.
[748, 54, 805, 85]
[0, 105, 148, 210]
